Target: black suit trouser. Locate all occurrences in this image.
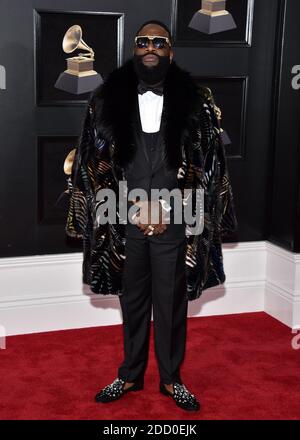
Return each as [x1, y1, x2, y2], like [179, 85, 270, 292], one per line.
[118, 235, 188, 385]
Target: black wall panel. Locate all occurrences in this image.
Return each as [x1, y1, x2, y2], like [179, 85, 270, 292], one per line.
[268, 0, 300, 252]
[0, 0, 295, 257]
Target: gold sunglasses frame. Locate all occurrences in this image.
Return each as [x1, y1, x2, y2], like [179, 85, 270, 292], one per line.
[134, 35, 171, 47]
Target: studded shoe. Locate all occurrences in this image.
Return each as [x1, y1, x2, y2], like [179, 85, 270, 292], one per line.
[95, 377, 144, 403]
[159, 382, 200, 411]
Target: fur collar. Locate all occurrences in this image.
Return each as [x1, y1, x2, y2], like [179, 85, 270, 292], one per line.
[92, 58, 204, 170]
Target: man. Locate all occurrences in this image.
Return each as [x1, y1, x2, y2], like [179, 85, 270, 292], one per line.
[65, 20, 238, 412]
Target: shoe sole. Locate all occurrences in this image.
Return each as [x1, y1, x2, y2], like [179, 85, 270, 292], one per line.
[159, 386, 200, 411]
[95, 383, 144, 403]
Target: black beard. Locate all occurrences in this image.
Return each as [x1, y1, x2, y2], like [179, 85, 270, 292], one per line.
[133, 54, 171, 85]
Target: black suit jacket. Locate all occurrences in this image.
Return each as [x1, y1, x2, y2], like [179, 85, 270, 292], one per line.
[124, 96, 186, 240]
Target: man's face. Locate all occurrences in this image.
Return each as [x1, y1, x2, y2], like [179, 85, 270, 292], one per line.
[133, 23, 173, 67]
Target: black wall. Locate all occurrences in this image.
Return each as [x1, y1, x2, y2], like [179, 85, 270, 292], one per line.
[268, 0, 300, 252]
[0, 0, 299, 257]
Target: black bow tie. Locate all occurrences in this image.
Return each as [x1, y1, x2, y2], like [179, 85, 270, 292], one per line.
[137, 83, 164, 96]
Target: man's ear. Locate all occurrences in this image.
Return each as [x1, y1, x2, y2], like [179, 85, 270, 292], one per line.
[169, 49, 174, 63]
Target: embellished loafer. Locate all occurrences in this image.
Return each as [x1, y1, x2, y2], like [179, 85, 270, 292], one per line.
[95, 377, 144, 403]
[159, 382, 200, 411]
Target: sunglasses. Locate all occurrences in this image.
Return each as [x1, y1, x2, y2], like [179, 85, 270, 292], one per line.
[135, 35, 171, 49]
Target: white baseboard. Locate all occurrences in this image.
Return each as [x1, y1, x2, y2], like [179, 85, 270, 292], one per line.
[0, 241, 299, 335]
[265, 242, 300, 329]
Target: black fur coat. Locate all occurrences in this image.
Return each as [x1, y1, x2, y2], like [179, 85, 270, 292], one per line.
[65, 58, 238, 301]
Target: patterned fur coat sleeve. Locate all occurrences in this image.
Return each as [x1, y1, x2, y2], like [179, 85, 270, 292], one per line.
[65, 60, 238, 301]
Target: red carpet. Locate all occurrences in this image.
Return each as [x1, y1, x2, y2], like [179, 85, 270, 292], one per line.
[1, 312, 300, 420]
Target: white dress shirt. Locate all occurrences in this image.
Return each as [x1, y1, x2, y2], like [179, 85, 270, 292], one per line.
[137, 90, 171, 215]
[138, 91, 164, 133]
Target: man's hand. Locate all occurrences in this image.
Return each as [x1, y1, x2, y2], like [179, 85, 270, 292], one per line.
[129, 200, 170, 236]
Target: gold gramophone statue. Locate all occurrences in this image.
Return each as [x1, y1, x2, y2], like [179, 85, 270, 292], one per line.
[55, 25, 103, 94]
[63, 148, 76, 177]
[215, 103, 231, 146]
[204, 87, 232, 146]
[54, 148, 77, 209]
[189, 0, 237, 34]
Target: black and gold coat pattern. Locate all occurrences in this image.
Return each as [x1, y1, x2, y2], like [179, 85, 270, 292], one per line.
[65, 59, 238, 301]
